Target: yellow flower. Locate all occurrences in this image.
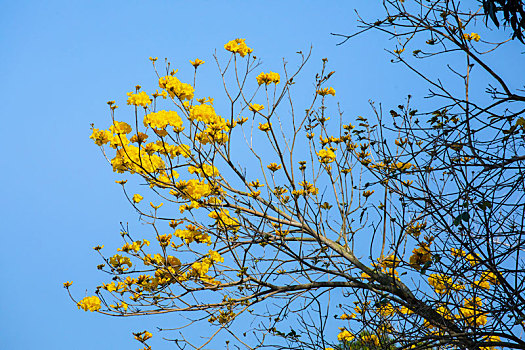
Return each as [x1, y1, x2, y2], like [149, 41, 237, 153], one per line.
[93, 245, 104, 251]
[256, 71, 280, 85]
[473, 279, 491, 289]
[466, 253, 480, 266]
[134, 330, 153, 342]
[317, 148, 336, 163]
[209, 249, 224, 263]
[190, 58, 205, 67]
[258, 122, 271, 132]
[337, 329, 354, 342]
[143, 110, 183, 131]
[159, 75, 194, 101]
[77, 296, 101, 312]
[362, 334, 380, 346]
[149, 57, 158, 62]
[224, 38, 253, 57]
[109, 121, 132, 135]
[394, 48, 405, 54]
[127, 91, 152, 107]
[249, 103, 264, 112]
[109, 254, 132, 271]
[63, 281, 73, 288]
[90, 128, 113, 146]
[267, 163, 282, 172]
[316, 87, 336, 96]
[132, 194, 143, 203]
[463, 32, 481, 42]
[363, 190, 375, 198]
[451, 248, 466, 257]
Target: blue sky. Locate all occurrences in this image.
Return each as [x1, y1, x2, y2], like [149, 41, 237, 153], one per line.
[1, 1, 522, 349]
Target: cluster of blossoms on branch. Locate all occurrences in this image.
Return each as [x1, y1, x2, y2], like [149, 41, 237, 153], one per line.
[69, 4, 525, 346]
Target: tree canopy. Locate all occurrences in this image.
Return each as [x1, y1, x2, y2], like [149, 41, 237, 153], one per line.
[70, 1, 525, 349]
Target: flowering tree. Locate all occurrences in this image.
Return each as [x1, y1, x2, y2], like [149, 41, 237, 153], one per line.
[68, 1, 525, 349]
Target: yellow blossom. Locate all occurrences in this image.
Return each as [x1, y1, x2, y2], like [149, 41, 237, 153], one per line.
[134, 330, 153, 342]
[159, 75, 194, 101]
[267, 163, 282, 172]
[127, 91, 152, 107]
[317, 148, 336, 163]
[258, 122, 271, 132]
[363, 190, 375, 198]
[190, 58, 205, 67]
[143, 110, 183, 131]
[77, 296, 101, 312]
[256, 71, 280, 85]
[63, 281, 73, 288]
[249, 103, 264, 112]
[132, 194, 143, 203]
[361, 334, 380, 346]
[316, 87, 336, 96]
[90, 128, 112, 146]
[337, 329, 354, 342]
[224, 38, 253, 57]
[463, 32, 481, 42]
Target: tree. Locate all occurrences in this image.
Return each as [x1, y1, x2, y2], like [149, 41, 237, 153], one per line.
[68, 1, 525, 349]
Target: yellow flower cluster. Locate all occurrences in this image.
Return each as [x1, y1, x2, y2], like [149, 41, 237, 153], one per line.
[110, 121, 132, 135]
[90, 128, 113, 146]
[370, 161, 413, 172]
[188, 163, 219, 178]
[316, 87, 336, 96]
[361, 334, 380, 346]
[460, 297, 487, 327]
[159, 75, 194, 101]
[175, 179, 213, 200]
[127, 91, 152, 107]
[267, 163, 282, 172]
[134, 331, 153, 342]
[143, 110, 183, 132]
[190, 58, 205, 67]
[109, 254, 133, 271]
[337, 329, 354, 342]
[258, 122, 271, 132]
[209, 209, 240, 231]
[249, 103, 264, 112]
[111, 145, 166, 175]
[292, 181, 319, 197]
[102, 281, 127, 293]
[174, 224, 211, 245]
[317, 148, 336, 163]
[189, 103, 231, 144]
[77, 296, 101, 312]
[363, 190, 375, 198]
[428, 273, 464, 294]
[118, 240, 149, 253]
[406, 221, 426, 238]
[409, 242, 432, 269]
[256, 71, 280, 85]
[224, 38, 253, 57]
[463, 32, 481, 42]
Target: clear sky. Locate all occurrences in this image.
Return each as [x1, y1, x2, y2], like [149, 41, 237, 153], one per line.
[1, 1, 522, 349]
